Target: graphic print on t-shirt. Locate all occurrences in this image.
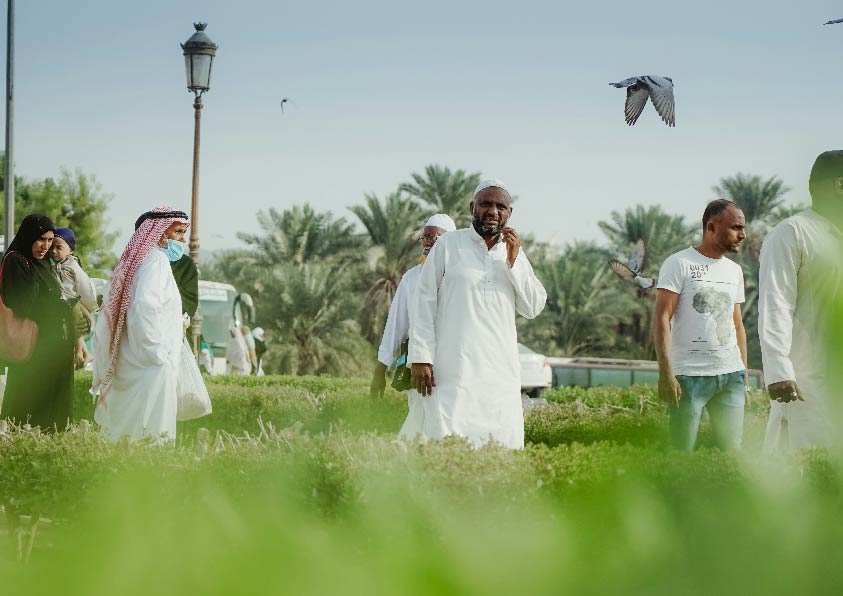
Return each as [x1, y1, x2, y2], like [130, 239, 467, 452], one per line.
[692, 286, 734, 345]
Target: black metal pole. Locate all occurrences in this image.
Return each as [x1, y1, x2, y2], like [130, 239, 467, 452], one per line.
[3, 0, 15, 245]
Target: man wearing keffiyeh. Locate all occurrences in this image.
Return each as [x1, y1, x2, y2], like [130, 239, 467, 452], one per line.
[92, 207, 189, 443]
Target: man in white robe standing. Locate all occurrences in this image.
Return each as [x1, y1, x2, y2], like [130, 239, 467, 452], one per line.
[370, 213, 456, 399]
[760, 151, 843, 451]
[93, 207, 188, 444]
[408, 180, 546, 448]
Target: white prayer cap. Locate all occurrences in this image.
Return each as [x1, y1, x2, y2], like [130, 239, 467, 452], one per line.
[473, 178, 511, 198]
[424, 213, 456, 232]
[252, 327, 265, 341]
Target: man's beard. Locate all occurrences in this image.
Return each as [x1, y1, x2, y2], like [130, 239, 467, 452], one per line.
[472, 215, 503, 238]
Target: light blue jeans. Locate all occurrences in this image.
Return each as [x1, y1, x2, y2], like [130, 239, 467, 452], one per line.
[669, 370, 746, 451]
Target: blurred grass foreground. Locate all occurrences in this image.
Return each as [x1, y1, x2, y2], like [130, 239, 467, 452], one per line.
[2, 373, 843, 595]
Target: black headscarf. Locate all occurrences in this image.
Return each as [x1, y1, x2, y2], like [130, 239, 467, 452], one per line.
[2, 213, 64, 312]
[6, 213, 55, 260]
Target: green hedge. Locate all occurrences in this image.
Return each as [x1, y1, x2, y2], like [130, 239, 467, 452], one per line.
[3, 422, 843, 595]
[3, 374, 842, 594]
[71, 373, 771, 449]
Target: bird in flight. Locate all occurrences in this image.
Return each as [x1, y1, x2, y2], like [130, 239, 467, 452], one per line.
[608, 239, 655, 289]
[824, 18, 843, 25]
[280, 98, 291, 113]
[610, 76, 675, 127]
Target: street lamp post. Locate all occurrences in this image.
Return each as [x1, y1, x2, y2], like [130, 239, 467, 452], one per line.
[181, 22, 217, 354]
[3, 0, 15, 246]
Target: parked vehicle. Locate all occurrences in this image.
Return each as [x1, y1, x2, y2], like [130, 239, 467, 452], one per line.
[547, 356, 764, 389]
[197, 281, 254, 374]
[518, 343, 552, 397]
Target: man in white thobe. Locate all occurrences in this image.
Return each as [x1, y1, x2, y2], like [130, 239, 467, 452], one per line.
[225, 327, 252, 375]
[93, 209, 188, 444]
[761, 151, 843, 451]
[369, 214, 457, 399]
[408, 180, 547, 448]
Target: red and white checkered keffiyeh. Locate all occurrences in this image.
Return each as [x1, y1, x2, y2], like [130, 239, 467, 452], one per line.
[93, 206, 189, 402]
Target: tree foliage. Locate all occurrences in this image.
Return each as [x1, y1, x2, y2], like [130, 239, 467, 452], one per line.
[712, 174, 789, 225]
[399, 164, 481, 228]
[1, 156, 117, 275]
[349, 191, 423, 345]
[237, 203, 365, 267]
[205, 167, 804, 372]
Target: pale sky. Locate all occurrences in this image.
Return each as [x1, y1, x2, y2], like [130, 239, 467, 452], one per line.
[3, 0, 841, 255]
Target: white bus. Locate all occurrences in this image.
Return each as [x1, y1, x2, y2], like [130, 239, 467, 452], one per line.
[198, 281, 255, 374]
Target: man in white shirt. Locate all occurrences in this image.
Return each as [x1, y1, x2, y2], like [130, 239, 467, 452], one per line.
[760, 151, 843, 451]
[370, 214, 457, 397]
[653, 199, 749, 450]
[408, 180, 546, 448]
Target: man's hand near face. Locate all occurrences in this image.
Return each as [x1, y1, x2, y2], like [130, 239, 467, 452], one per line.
[502, 227, 520, 267]
[411, 363, 435, 396]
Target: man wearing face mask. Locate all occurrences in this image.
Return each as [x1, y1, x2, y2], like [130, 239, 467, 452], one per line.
[92, 207, 188, 443]
[760, 151, 843, 451]
[134, 212, 198, 320]
[407, 180, 546, 448]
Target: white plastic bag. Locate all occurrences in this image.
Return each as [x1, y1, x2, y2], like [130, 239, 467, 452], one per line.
[176, 338, 212, 421]
[0, 367, 6, 413]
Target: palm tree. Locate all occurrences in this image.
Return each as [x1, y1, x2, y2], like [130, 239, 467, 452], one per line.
[237, 204, 366, 267]
[598, 205, 696, 358]
[599, 204, 696, 274]
[399, 164, 482, 228]
[260, 262, 370, 376]
[521, 242, 627, 356]
[349, 191, 423, 344]
[712, 174, 790, 226]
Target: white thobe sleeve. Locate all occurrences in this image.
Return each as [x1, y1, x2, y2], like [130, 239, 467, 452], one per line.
[377, 272, 411, 367]
[126, 260, 179, 368]
[758, 223, 800, 385]
[408, 243, 445, 365]
[506, 250, 547, 319]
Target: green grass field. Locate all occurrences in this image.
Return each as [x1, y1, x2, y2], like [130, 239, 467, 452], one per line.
[2, 373, 843, 595]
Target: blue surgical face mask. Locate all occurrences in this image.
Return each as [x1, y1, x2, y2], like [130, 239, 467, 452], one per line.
[161, 238, 186, 262]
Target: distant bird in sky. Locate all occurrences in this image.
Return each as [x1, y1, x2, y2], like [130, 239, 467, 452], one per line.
[610, 76, 675, 127]
[608, 239, 655, 289]
[280, 98, 289, 113]
[824, 18, 843, 25]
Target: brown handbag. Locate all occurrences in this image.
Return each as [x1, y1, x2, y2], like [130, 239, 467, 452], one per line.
[0, 252, 39, 363]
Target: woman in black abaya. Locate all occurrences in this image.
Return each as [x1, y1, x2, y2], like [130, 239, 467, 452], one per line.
[1, 214, 75, 430]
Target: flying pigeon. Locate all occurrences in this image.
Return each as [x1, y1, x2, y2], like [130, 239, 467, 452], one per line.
[608, 239, 655, 289]
[610, 76, 675, 127]
[824, 18, 843, 25]
[280, 98, 290, 113]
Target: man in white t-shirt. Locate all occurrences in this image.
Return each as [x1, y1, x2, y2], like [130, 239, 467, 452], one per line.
[653, 199, 749, 450]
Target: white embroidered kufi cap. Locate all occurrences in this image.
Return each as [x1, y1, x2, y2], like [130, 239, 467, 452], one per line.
[424, 213, 457, 232]
[473, 178, 511, 198]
